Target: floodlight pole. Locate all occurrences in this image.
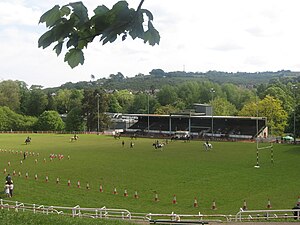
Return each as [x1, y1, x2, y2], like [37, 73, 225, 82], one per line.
[147, 94, 150, 134]
[292, 85, 297, 144]
[96, 93, 100, 135]
[294, 109, 296, 144]
[210, 88, 215, 139]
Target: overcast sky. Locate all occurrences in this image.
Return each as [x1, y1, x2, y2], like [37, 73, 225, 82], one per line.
[1, 0, 300, 88]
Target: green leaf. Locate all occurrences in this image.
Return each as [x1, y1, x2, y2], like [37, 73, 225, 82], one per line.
[93, 5, 109, 15]
[97, 4, 134, 44]
[91, 14, 109, 33]
[60, 5, 71, 17]
[111, 1, 129, 13]
[68, 2, 89, 25]
[140, 9, 154, 21]
[148, 20, 154, 30]
[64, 48, 84, 68]
[91, 5, 110, 33]
[110, 1, 133, 29]
[52, 22, 74, 40]
[101, 32, 117, 45]
[39, 20, 74, 49]
[129, 23, 144, 39]
[39, 5, 61, 28]
[77, 39, 89, 49]
[150, 28, 160, 45]
[53, 42, 63, 56]
[66, 33, 79, 48]
[144, 21, 160, 46]
[38, 30, 55, 48]
[129, 12, 144, 39]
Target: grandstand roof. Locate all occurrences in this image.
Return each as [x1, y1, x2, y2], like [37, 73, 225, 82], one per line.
[123, 113, 266, 120]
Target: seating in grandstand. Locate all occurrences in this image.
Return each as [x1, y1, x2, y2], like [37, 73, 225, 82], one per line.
[125, 114, 266, 140]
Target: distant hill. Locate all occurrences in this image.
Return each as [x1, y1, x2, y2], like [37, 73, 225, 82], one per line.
[45, 70, 300, 92]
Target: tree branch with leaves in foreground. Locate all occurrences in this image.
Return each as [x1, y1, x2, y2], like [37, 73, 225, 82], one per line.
[38, 0, 160, 68]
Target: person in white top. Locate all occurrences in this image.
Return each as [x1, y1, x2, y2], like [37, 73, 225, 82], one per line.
[9, 181, 14, 197]
[4, 183, 10, 198]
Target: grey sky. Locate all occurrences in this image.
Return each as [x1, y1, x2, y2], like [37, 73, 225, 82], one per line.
[1, 0, 300, 88]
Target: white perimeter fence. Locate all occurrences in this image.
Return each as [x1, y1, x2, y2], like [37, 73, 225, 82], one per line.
[0, 199, 299, 223]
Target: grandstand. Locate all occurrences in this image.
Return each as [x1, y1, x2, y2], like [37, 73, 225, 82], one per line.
[125, 114, 266, 139]
[115, 104, 267, 140]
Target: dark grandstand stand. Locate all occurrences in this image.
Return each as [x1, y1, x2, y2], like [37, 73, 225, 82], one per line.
[125, 114, 267, 140]
[129, 120, 148, 130]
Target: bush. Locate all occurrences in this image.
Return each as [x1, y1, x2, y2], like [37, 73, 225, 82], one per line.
[35, 111, 65, 131]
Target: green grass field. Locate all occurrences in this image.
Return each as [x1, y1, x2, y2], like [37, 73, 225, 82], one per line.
[0, 134, 299, 215]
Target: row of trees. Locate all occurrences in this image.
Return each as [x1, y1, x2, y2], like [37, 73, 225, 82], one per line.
[0, 107, 63, 131]
[0, 79, 298, 136]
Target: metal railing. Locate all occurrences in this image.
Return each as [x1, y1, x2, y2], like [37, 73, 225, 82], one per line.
[1, 199, 299, 223]
[0, 199, 135, 220]
[235, 208, 300, 221]
[145, 212, 230, 223]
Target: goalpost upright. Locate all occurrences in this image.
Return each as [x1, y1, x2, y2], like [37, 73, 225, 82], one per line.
[254, 95, 274, 168]
[255, 143, 274, 168]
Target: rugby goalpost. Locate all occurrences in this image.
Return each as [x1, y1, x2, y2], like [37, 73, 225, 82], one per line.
[254, 142, 274, 168]
[254, 96, 274, 169]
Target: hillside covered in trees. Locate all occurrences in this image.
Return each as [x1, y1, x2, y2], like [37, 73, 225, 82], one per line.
[0, 70, 299, 137]
[48, 69, 300, 92]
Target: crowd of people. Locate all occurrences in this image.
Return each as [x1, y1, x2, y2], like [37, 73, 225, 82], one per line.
[4, 174, 14, 198]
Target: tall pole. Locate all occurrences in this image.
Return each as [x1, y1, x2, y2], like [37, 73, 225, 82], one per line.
[292, 85, 298, 144]
[255, 95, 260, 168]
[147, 94, 150, 134]
[96, 93, 100, 135]
[210, 88, 215, 139]
[294, 109, 296, 144]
